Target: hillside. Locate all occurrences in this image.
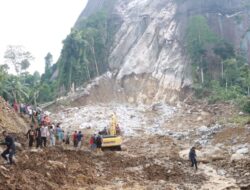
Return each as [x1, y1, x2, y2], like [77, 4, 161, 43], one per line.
[0, 96, 27, 133]
[52, 0, 250, 106]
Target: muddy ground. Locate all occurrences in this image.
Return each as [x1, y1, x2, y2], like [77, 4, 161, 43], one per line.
[0, 100, 250, 190]
[0, 137, 206, 190]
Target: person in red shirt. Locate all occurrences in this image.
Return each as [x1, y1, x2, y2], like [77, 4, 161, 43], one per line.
[89, 134, 96, 150]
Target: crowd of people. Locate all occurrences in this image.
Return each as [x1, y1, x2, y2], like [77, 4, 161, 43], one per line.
[26, 124, 102, 151]
[0, 101, 104, 165]
[25, 110, 103, 151]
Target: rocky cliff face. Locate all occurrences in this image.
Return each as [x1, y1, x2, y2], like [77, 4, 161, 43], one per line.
[73, 0, 250, 104]
[177, 0, 250, 61]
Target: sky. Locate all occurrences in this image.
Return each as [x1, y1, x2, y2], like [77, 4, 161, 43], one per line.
[0, 0, 87, 74]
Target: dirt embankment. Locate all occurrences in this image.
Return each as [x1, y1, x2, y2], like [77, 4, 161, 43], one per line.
[0, 97, 27, 133]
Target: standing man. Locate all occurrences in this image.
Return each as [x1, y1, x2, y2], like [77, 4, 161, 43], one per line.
[56, 124, 63, 144]
[72, 131, 78, 147]
[89, 134, 96, 151]
[65, 131, 70, 145]
[35, 126, 42, 148]
[77, 131, 83, 148]
[0, 131, 16, 165]
[26, 125, 36, 148]
[96, 133, 102, 152]
[189, 147, 198, 170]
[40, 125, 49, 147]
[49, 126, 56, 146]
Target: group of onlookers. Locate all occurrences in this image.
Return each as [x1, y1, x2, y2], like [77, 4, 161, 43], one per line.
[26, 124, 103, 151]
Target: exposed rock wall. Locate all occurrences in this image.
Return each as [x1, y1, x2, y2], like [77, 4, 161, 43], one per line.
[109, 0, 192, 103]
[73, 0, 250, 104]
[177, 0, 250, 61]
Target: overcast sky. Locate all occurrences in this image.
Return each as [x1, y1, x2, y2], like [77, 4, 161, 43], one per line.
[0, 0, 87, 74]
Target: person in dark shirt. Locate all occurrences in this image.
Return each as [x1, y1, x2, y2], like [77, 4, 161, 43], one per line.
[72, 131, 78, 147]
[77, 131, 83, 148]
[35, 126, 42, 148]
[189, 147, 198, 170]
[26, 125, 35, 148]
[0, 131, 16, 164]
[96, 134, 102, 152]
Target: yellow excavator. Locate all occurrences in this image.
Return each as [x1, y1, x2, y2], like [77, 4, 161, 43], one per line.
[101, 113, 122, 151]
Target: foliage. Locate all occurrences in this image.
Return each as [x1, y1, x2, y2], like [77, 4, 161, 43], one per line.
[186, 15, 250, 113]
[0, 45, 58, 104]
[57, 11, 109, 93]
[186, 15, 217, 84]
[225, 114, 250, 126]
[44, 52, 53, 74]
[236, 96, 250, 113]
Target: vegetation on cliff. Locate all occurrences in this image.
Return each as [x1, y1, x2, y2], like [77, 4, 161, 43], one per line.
[57, 11, 109, 94]
[186, 15, 250, 112]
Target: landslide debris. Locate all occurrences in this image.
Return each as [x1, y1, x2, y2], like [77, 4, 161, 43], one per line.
[0, 137, 205, 190]
[0, 97, 27, 133]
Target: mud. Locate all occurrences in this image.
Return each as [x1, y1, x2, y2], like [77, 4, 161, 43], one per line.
[0, 141, 205, 190]
[0, 100, 250, 189]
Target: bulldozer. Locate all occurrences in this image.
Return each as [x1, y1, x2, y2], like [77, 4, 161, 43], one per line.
[100, 113, 122, 151]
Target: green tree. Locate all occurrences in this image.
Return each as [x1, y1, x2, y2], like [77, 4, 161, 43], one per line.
[44, 52, 53, 73]
[57, 11, 108, 94]
[3, 75, 29, 103]
[0, 64, 8, 83]
[223, 58, 239, 90]
[186, 15, 216, 84]
[214, 41, 235, 79]
[240, 64, 250, 96]
[0, 64, 9, 99]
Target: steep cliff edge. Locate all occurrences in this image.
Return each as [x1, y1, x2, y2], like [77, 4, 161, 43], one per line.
[71, 0, 250, 104]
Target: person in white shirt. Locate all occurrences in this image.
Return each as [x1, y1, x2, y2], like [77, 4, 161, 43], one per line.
[49, 125, 56, 146]
[40, 125, 49, 147]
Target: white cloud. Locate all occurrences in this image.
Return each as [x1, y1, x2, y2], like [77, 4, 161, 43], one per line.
[0, 0, 87, 74]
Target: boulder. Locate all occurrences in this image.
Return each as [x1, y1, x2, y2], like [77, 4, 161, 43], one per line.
[230, 153, 246, 162]
[47, 160, 66, 169]
[236, 147, 249, 155]
[217, 169, 227, 176]
[197, 116, 203, 121]
[30, 148, 42, 153]
[14, 142, 22, 151]
[197, 126, 209, 134]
